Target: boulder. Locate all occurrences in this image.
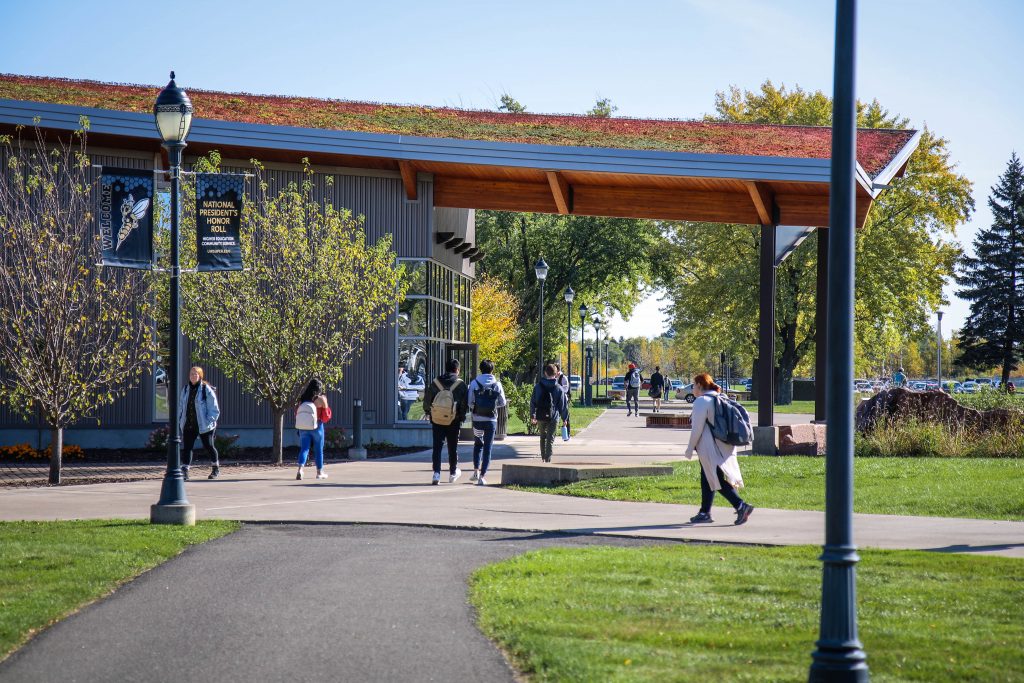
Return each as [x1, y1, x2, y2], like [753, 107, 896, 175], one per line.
[855, 388, 1019, 432]
[778, 423, 827, 455]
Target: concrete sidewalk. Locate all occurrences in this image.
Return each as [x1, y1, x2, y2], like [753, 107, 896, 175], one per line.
[0, 407, 1020, 557]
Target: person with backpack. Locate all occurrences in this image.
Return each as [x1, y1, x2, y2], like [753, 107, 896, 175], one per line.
[553, 362, 570, 398]
[530, 363, 569, 463]
[467, 359, 507, 486]
[423, 358, 469, 485]
[179, 366, 221, 481]
[649, 365, 668, 413]
[624, 363, 643, 416]
[397, 362, 425, 420]
[684, 373, 754, 525]
[295, 378, 331, 480]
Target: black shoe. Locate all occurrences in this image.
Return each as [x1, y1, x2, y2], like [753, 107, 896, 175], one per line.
[182, 468, 190, 481]
[689, 511, 713, 524]
[208, 467, 220, 480]
[735, 503, 754, 525]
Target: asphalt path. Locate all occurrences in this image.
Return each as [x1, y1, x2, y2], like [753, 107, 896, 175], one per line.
[0, 523, 671, 683]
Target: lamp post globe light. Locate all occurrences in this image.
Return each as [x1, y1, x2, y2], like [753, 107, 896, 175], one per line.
[535, 257, 548, 379]
[564, 286, 575, 398]
[150, 72, 195, 526]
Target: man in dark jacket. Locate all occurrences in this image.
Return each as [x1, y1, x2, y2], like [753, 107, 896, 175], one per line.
[530, 363, 570, 463]
[624, 363, 643, 416]
[423, 358, 469, 485]
[649, 365, 667, 413]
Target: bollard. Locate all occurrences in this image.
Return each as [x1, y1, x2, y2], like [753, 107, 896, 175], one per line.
[349, 398, 367, 460]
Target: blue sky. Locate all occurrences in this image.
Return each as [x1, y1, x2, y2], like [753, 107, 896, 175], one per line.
[3, 0, 1021, 337]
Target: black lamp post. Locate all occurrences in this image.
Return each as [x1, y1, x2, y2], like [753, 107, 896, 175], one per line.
[564, 286, 575, 397]
[592, 315, 602, 397]
[579, 303, 589, 406]
[936, 311, 944, 389]
[809, 1, 868, 679]
[535, 258, 549, 379]
[151, 72, 195, 525]
[604, 339, 609, 391]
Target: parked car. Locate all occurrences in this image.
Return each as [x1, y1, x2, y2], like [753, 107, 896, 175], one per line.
[854, 381, 872, 393]
[676, 383, 697, 403]
[961, 381, 979, 393]
[569, 375, 582, 392]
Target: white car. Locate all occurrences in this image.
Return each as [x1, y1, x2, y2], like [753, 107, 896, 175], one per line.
[961, 381, 979, 394]
[569, 375, 582, 392]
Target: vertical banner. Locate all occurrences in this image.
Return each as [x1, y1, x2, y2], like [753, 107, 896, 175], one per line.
[98, 168, 154, 269]
[196, 173, 244, 272]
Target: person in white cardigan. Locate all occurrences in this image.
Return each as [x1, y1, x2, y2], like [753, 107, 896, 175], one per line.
[683, 373, 755, 525]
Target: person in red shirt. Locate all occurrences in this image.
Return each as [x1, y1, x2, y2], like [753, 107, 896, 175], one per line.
[295, 378, 331, 480]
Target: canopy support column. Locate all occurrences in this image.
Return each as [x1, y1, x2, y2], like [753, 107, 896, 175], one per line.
[753, 222, 779, 454]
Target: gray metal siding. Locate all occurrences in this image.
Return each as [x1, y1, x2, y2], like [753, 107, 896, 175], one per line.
[432, 207, 476, 277]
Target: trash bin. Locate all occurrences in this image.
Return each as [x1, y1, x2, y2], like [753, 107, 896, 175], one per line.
[495, 405, 508, 441]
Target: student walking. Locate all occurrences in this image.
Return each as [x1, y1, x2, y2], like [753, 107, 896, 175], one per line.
[624, 363, 643, 416]
[397, 362, 425, 420]
[683, 373, 754, 525]
[467, 359, 507, 486]
[649, 365, 668, 413]
[295, 378, 332, 480]
[423, 358, 469, 484]
[553, 362, 570, 397]
[530, 363, 569, 463]
[179, 366, 221, 480]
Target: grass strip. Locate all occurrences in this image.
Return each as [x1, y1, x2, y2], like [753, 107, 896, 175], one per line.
[510, 457, 1024, 520]
[0, 519, 239, 660]
[506, 406, 606, 437]
[471, 544, 1024, 682]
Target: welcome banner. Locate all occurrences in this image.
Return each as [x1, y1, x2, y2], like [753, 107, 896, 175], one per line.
[196, 173, 244, 272]
[98, 168, 154, 269]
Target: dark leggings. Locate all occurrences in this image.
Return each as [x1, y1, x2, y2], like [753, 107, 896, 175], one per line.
[182, 426, 219, 469]
[431, 423, 460, 474]
[699, 465, 743, 513]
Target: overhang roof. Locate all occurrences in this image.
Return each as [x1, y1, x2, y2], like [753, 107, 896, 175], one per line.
[0, 74, 922, 228]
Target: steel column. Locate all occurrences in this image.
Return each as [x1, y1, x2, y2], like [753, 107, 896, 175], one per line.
[757, 223, 776, 427]
[809, 0, 868, 679]
[815, 228, 829, 422]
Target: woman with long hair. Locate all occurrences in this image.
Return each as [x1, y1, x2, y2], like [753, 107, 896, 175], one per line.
[683, 373, 754, 525]
[295, 378, 331, 480]
[179, 366, 221, 480]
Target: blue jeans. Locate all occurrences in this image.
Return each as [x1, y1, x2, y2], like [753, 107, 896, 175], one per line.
[297, 424, 325, 469]
[472, 420, 497, 476]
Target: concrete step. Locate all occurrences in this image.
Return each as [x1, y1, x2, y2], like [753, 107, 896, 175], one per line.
[501, 462, 674, 486]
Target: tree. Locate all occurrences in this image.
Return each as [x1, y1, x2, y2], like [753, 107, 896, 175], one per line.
[178, 158, 407, 463]
[470, 276, 521, 374]
[0, 125, 154, 483]
[665, 81, 972, 402]
[497, 94, 526, 114]
[474, 211, 670, 380]
[587, 97, 618, 118]
[957, 153, 1024, 386]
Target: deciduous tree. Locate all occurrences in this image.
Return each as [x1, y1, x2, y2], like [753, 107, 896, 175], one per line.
[470, 276, 521, 375]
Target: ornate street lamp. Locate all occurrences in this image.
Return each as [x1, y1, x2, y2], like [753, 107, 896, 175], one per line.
[592, 314, 602, 397]
[151, 72, 195, 525]
[578, 302, 589, 405]
[535, 257, 548, 379]
[564, 287, 575, 397]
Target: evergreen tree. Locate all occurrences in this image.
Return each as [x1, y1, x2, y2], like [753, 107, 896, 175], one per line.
[957, 153, 1024, 385]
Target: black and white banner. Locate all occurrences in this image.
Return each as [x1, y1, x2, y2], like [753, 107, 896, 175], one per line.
[196, 173, 244, 272]
[98, 168, 154, 269]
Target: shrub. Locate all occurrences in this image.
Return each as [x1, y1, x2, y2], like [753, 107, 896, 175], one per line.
[856, 415, 1024, 458]
[0, 443, 85, 460]
[324, 426, 350, 452]
[146, 426, 170, 451]
[957, 388, 1024, 412]
[214, 433, 240, 458]
[504, 382, 536, 435]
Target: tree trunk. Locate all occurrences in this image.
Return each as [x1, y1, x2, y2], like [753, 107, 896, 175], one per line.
[48, 426, 62, 485]
[272, 408, 286, 465]
[775, 321, 799, 405]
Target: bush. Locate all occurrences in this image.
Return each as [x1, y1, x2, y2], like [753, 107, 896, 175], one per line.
[214, 433, 240, 458]
[146, 426, 170, 452]
[324, 426, 350, 452]
[0, 443, 85, 461]
[504, 382, 536, 435]
[957, 388, 1024, 412]
[856, 416, 1024, 458]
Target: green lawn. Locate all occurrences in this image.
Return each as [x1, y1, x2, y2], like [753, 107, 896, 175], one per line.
[739, 400, 818, 414]
[471, 544, 1024, 682]
[0, 519, 238, 660]
[510, 457, 1024, 520]
[506, 406, 607, 437]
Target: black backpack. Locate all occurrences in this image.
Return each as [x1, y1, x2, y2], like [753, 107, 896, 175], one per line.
[536, 384, 557, 420]
[473, 380, 500, 417]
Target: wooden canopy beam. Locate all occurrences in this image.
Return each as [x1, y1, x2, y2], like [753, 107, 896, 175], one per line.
[546, 171, 572, 215]
[746, 181, 777, 226]
[398, 161, 417, 200]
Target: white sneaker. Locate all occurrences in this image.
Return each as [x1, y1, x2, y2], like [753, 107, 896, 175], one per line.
[449, 468, 462, 483]
[478, 476, 487, 486]
[432, 472, 441, 485]
[469, 470, 479, 482]
[316, 469, 327, 480]
[296, 467, 304, 480]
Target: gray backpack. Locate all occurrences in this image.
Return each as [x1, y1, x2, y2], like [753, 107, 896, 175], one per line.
[707, 395, 752, 446]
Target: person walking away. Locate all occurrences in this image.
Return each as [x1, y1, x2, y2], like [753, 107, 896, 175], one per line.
[649, 365, 668, 413]
[684, 373, 754, 525]
[467, 359, 507, 486]
[295, 378, 331, 480]
[397, 363, 425, 420]
[179, 366, 221, 480]
[892, 367, 907, 389]
[531, 364, 569, 463]
[553, 362, 570, 399]
[423, 358, 469, 484]
[624, 363, 643, 416]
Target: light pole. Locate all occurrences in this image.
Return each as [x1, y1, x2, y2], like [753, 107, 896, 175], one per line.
[151, 72, 195, 526]
[579, 303, 589, 406]
[535, 258, 548, 379]
[603, 339, 609, 392]
[809, 1, 868, 679]
[592, 315, 602, 397]
[937, 311, 943, 390]
[564, 287, 575, 398]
